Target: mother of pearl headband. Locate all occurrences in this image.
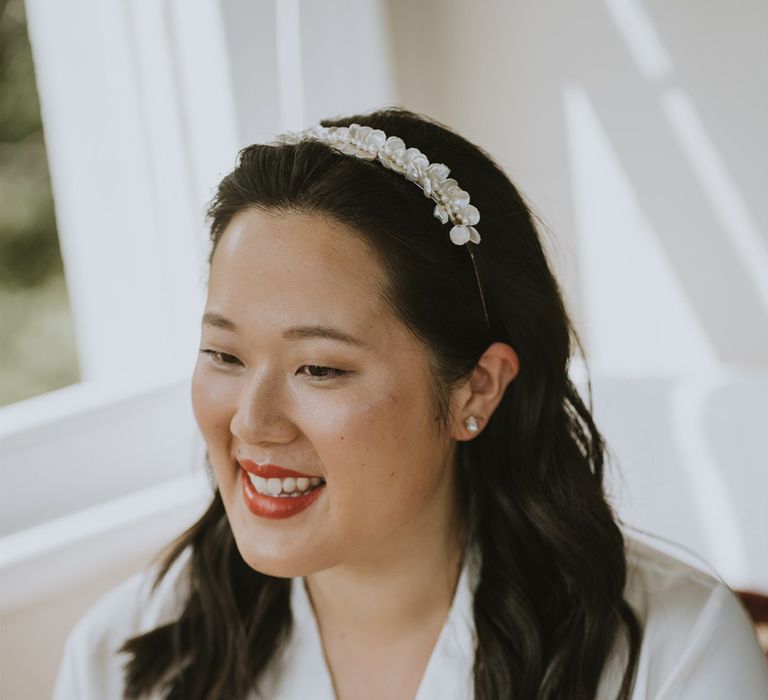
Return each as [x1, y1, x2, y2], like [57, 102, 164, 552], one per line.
[273, 122, 491, 327]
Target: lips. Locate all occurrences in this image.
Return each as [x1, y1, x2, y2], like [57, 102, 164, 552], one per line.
[236, 458, 326, 519]
[238, 459, 323, 480]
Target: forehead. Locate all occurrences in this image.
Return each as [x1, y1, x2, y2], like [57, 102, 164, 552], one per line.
[206, 208, 395, 342]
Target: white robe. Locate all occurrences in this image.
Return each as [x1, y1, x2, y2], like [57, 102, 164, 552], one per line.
[53, 535, 768, 699]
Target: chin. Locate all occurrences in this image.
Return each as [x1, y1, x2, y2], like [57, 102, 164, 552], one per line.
[232, 538, 329, 579]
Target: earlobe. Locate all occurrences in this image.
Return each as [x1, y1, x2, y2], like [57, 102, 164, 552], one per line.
[454, 342, 519, 440]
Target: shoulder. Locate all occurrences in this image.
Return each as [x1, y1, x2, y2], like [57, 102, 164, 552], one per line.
[600, 535, 768, 699]
[53, 547, 192, 700]
[624, 535, 728, 625]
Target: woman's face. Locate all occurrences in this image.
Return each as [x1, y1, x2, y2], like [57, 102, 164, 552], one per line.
[191, 208, 462, 578]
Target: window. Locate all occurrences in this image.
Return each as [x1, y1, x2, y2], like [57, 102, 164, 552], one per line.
[0, 0, 79, 406]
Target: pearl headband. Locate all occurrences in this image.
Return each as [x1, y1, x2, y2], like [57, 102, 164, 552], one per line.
[273, 122, 491, 327]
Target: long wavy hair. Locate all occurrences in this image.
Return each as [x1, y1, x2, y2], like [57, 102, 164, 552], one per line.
[120, 107, 642, 698]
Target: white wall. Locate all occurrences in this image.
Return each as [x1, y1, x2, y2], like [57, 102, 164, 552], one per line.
[386, 0, 768, 367]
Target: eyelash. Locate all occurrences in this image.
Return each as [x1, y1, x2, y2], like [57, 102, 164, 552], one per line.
[199, 349, 348, 380]
[200, 350, 240, 366]
[299, 365, 348, 379]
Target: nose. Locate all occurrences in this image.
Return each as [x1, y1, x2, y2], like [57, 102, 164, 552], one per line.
[230, 369, 296, 445]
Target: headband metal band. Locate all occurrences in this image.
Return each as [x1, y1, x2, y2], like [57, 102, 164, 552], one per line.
[274, 123, 491, 328]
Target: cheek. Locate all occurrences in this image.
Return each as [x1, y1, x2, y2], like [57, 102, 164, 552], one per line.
[317, 382, 442, 493]
[306, 386, 401, 447]
[190, 366, 234, 441]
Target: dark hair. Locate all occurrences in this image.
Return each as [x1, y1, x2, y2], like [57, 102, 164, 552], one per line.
[120, 107, 641, 699]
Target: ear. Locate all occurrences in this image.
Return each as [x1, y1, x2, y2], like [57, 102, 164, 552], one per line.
[450, 342, 520, 440]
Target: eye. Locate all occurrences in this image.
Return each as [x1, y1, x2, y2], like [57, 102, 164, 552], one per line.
[297, 365, 348, 380]
[200, 349, 242, 366]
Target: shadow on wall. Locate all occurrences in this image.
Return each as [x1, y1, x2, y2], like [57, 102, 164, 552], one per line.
[386, 0, 768, 373]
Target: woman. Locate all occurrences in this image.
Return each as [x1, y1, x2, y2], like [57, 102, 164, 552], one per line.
[54, 107, 768, 699]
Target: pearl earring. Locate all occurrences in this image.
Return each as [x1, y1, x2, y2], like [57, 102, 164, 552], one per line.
[465, 415, 480, 433]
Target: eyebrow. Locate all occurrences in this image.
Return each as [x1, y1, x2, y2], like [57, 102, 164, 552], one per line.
[202, 312, 368, 348]
[203, 312, 238, 331]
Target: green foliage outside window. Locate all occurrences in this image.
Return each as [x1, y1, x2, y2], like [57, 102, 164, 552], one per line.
[0, 0, 80, 406]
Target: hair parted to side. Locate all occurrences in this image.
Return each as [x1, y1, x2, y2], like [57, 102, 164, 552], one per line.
[119, 106, 641, 699]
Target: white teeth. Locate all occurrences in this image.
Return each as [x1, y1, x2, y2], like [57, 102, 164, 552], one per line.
[247, 472, 324, 497]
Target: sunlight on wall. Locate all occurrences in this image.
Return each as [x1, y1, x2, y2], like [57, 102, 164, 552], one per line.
[563, 83, 718, 374]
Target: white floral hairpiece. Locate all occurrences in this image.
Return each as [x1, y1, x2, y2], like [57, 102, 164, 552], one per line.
[274, 123, 481, 246]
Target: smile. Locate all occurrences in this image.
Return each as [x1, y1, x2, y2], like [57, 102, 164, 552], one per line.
[247, 473, 324, 497]
[240, 467, 326, 519]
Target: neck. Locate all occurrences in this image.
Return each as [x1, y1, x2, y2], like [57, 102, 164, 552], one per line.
[303, 492, 466, 643]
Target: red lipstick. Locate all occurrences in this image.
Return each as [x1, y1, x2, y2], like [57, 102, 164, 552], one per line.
[238, 459, 321, 479]
[238, 460, 325, 520]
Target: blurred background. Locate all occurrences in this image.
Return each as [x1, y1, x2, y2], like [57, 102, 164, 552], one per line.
[0, 0, 766, 696]
[0, 0, 78, 406]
